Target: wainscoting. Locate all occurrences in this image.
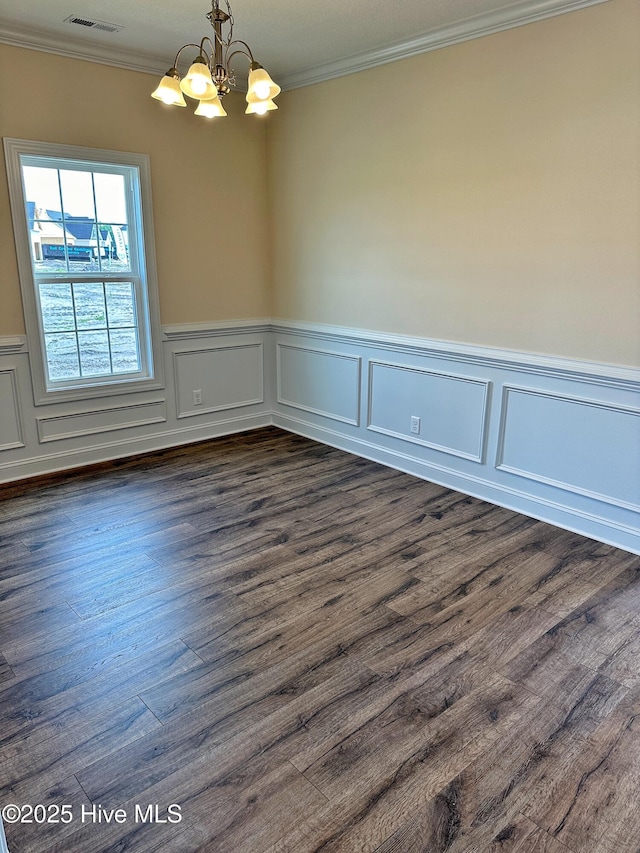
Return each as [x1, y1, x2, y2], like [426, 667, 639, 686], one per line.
[0, 322, 272, 485]
[0, 320, 638, 553]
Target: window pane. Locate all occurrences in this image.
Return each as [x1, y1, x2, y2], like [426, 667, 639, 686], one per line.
[94, 173, 127, 224]
[44, 333, 80, 380]
[94, 173, 131, 272]
[99, 225, 131, 271]
[110, 329, 141, 373]
[73, 283, 107, 330]
[22, 166, 61, 213]
[59, 170, 96, 220]
[23, 166, 70, 273]
[105, 282, 136, 327]
[40, 283, 75, 332]
[59, 170, 101, 272]
[78, 330, 111, 376]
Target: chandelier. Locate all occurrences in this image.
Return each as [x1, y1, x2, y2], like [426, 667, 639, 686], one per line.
[151, 0, 280, 117]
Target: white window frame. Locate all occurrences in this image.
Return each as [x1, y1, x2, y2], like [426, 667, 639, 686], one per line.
[3, 139, 164, 405]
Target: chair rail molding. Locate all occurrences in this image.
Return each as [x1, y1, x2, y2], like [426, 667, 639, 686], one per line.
[163, 319, 272, 340]
[0, 335, 28, 356]
[269, 320, 639, 390]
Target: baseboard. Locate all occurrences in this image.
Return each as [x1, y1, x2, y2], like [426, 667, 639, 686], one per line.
[0, 413, 271, 484]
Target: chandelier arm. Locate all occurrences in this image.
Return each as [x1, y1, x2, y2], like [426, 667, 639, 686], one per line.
[225, 39, 255, 64]
[225, 48, 254, 72]
[173, 43, 208, 68]
[199, 36, 216, 56]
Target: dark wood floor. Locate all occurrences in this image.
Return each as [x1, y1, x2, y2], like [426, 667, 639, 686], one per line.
[1, 427, 639, 853]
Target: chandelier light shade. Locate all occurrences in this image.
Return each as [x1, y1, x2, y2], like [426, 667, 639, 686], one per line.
[151, 69, 187, 106]
[246, 67, 281, 102]
[194, 95, 228, 118]
[245, 99, 278, 115]
[152, 0, 280, 119]
[180, 59, 217, 100]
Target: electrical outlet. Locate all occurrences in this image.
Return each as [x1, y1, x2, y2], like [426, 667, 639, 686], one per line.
[410, 415, 421, 435]
[193, 389, 202, 406]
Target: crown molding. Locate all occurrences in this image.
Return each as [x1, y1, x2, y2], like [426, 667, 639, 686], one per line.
[278, 0, 611, 90]
[0, 0, 610, 88]
[0, 22, 167, 76]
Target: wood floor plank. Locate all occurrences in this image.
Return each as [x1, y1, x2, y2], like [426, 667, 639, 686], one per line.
[479, 813, 574, 853]
[0, 639, 202, 750]
[522, 686, 640, 853]
[54, 713, 332, 853]
[268, 685, 543, 852]
[370, 693, 600, 853]
[0, 650, 14, 684]
[0, 600, 81, 648]
[76, 654, 362, 807]
[522, 543, 640, 617]
[2, 572, 248, 675]
[0, 695, 161, 803]
[2, 775, 92, 853]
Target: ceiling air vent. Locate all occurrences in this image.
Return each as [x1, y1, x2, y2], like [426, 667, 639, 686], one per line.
[63, 15, 124, 33]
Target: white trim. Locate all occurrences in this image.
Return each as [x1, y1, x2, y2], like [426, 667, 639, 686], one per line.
[0, 369, 25, 450]
[276, 342, 361, 426]
[0, 0, 610, 89]
[0, 336, 27, 355]
[163, 319, 271, 340]
[0, 815, 8, 853]
[271, 320, 640, 390]
[366, 358, 491, 463]
[4, 319, 636, 390]
[36, 400, 167, 443]
[163, 317, 639, 390]
[172, 343, 264, 419]
[271, 320, 639, 555]
[495, 384, 640, 512]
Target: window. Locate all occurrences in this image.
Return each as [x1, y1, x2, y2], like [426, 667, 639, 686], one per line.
[4, 140, 163, 403]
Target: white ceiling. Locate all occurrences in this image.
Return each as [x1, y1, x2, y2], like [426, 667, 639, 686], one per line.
[0, 0, 608, 89]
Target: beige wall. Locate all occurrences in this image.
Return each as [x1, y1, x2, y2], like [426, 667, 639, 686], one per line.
[268, 0, 640, 366]
[0, 44, 270, 335]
